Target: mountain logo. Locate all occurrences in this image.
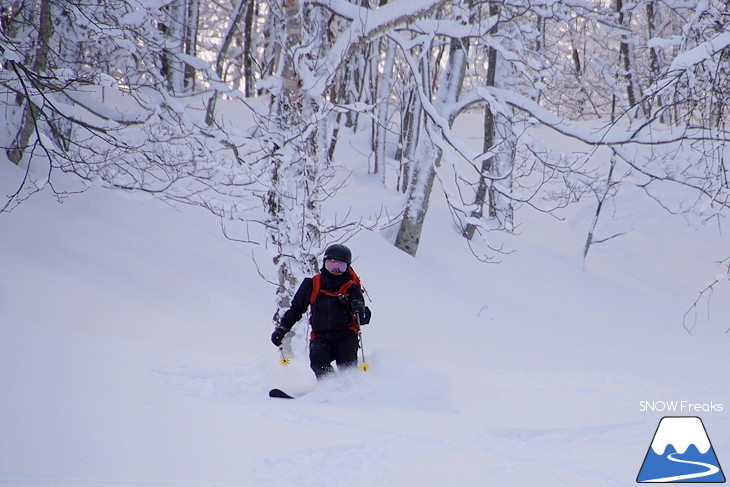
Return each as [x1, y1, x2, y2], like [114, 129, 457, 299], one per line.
[637, 416, 725, 483]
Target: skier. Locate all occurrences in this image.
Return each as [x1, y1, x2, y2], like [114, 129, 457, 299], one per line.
[270, 244, 370, 379]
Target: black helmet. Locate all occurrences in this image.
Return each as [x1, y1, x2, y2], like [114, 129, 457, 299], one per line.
[324, 244, 352, 264]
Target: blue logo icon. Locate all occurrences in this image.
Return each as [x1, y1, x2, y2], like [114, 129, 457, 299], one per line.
[637, 416, 725, 483]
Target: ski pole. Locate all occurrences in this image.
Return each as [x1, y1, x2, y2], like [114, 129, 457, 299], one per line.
[278, 346, 291, 366]
[356, 315, 370, 372]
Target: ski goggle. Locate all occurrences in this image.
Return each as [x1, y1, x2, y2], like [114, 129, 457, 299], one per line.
[325, 259, 348, 273]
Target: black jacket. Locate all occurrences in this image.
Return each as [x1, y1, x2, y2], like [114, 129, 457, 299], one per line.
[280, 268, 365, 334]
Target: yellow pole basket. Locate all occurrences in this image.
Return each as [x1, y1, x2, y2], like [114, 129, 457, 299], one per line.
[278, 347, 291, 366]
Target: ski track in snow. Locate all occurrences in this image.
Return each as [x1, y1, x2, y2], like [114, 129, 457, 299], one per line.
[143, 358, 645, 487]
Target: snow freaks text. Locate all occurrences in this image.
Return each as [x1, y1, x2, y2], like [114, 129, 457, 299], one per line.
[639, 401, 724, 413]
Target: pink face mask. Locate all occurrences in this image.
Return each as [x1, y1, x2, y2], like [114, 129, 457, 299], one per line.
[325, 259, 348, 273]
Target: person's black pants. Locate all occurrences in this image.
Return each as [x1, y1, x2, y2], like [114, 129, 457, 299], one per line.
[309, 329, 359, 379]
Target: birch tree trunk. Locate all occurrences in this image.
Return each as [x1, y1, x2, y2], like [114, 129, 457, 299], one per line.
[396, 87, 422, 193]
[265, 0, 325, 355]
[395, 35, 468, 256]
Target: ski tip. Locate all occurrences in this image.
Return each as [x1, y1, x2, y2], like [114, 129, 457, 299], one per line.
[269, 388, 296, 399]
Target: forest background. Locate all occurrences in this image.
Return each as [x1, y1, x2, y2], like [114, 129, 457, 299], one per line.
[1, 0, 729, 325]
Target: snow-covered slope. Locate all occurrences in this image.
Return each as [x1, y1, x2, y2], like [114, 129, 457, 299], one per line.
[1, 140, 729, 486]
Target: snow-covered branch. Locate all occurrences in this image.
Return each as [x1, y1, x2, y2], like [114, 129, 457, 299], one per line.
[302, 0, 447, 96]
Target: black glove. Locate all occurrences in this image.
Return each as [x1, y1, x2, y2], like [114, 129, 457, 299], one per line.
[351, 300, 366, 324]
[271, 326, 288, 347]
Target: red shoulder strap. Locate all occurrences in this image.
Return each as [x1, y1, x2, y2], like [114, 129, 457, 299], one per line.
[347, 267, 361, 287]
[337, 279, 355, 297]
[310, 274, 322, 305]
[347, 267, 369, 300]
[309, 268, 362, 305]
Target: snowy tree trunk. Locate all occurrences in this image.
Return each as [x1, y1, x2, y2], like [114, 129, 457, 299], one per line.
[583, 154, 617, 263]
[645, 1, 664, 121]
[488, 111, 516, 231]
[183, 0, 200, 93]
[464, 3, 513, 238]
[567, 23, 598, 119]
[260, 3, 277, 81]
[394, 136, 436, 256]
[265, 0, 325, 354]
[50, 2, 83, 152]
[396, 88, 422, 193]
[242, 0, 256, 97]
[162, 0, 186, 94]
[374, 38, 396, 183]
[464, 14, 497, 241]
[205, 0, 247, 126]
[467, 110, 516, 236]
[395, 35, 468, 256]
[7, 0, 52, 165]
[534, 12, 546, 105]
[616, 0, 643, 114]
[706, 1, 730, 128]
